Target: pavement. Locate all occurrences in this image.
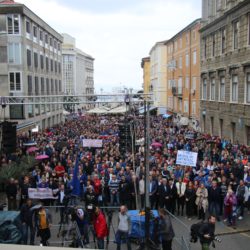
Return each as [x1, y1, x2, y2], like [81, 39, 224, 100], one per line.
[0, 193, 250, 249]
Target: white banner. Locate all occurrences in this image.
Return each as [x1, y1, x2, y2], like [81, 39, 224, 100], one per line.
[82, 139, 103, 148]
[176, 150, 198, 167]
[28, 188, 57, 199]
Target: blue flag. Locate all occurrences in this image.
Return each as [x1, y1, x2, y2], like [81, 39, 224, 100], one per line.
[71, 156, 80, 196]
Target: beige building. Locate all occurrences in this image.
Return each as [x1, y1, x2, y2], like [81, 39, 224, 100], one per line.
[141, 57, 151, 95]
[149, 41, 168, 113]
[166, 19, 201, 128]
[0, 0, 64, 132]
[200, 0, 250, 144]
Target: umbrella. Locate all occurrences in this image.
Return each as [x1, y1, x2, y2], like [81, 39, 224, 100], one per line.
[27, 146, 39, 153]
[151, 142, 163, 148]
[35, 154, 49, 160]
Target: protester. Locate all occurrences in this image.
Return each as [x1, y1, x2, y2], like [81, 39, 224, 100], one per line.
[198, 215, 216, 250]
[196, 183, 208, 221]
[158, 208, 175, 250]
[115, 205, 131, 250]
[6, 178, 17, 210]
[93, 206, 108, 249]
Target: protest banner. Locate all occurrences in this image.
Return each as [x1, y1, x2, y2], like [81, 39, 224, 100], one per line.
[176, 150, 198, 167]
[82, 139, 103, 148]
[28, 188, 57, 199]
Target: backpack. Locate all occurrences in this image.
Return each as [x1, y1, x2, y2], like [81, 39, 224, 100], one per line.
[190, 221, 204, 243]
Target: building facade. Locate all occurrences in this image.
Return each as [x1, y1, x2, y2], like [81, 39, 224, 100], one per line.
[62, 33, 94, 109]
[141, 57, 151, 96]
[200, 0, 250, 144]
[0, 0, 64, 132]
[149, 41, 168, 112]
[165, 19, 201, 128]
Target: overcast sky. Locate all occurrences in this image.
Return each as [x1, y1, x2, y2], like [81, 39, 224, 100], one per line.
[20, 0, 201, 92]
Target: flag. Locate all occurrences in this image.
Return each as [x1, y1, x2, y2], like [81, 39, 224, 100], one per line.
[71, 156, 80, 196]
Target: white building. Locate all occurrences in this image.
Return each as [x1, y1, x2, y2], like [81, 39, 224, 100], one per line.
[62, 34, 94, 103]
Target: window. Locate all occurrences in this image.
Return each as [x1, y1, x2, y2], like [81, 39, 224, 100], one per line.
[7, 14, 20, 34]
[40, 54, 44, 69]
[55, 61, 57, 73]
[185, 53, 189, 67]
[26, 20, 30, 34]
[33, 26, 37, 38]
[27, 49, 32, 67]
[8, 43, 20, 64]
[34, 52, 38, 68]
[231, 75, 238, 102]
[46, 78, 49, 94]
[210, 78, 216, 100]
[179, 38, 182, 49]
[41, 77, 45, 94]
[192, 77, 196, 90]
[50, 59, 53, 72]
[184, 101, 189, 113]
[246, 73, 250, 103]
[35, 76, 39, 95]
[186, 33, 189, 45]
[233, 21, 239, 49]
[45, 33, 48, 44]
[46, 56, 49, 71]
[58, 62, 61, 73]
[192, 101, 196, 115]
[221, 28, 226, 54]
[193, 50, 197, 65]
[185, 77, 189, 89]
[212, 34, 216, 57]
[202, 79, 207, 100]
[55, 79, 58, 93]
[59, 80, 62, 92]
[220, 76, 225, 101]
[9, 72, 21, 91]
[204, 38, 207, 59]
[192, 30, 196, 41]
[51, 79, 54, 93]
[50, 37, 53, 47]
[27, 75, 32, 95]
[40, 30, 43, 41]
[58, 43, 61, 51]
[179, 56, 182, 69]
[216, 0, 222, 11]
[178, 77, 182, 94]
[54, 40, 57, 50]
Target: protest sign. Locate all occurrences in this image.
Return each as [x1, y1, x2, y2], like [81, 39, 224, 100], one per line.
[176, 150, 198, 167]
[82, 139, 103, 148]
[28, 188, 57, 199]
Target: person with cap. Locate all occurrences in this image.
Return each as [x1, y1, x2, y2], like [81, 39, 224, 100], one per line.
[75, 207, 90, 247]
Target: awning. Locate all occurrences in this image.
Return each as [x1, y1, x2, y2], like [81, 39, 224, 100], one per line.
[108, 105, 127, 114]
[162, 114, 172, 119]
[16, 121, 36, 134]
[139, 106, 157, 114]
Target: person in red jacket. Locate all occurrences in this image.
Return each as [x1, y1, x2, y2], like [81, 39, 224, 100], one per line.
[93, 207, 108, 249]
[93, 175, 102, 205]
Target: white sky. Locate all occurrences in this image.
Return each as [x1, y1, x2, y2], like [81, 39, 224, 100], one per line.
[19, 0, 201, 92]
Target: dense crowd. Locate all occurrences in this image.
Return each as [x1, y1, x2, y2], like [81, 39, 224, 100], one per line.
[1, 114, 250, 248]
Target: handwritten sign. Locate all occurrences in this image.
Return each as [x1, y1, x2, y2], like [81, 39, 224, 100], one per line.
[176, 150, 198, 167]
[82, 139, 103, 148]
[28, 188, 57, 199]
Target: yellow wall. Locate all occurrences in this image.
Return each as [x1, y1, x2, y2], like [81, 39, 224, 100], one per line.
[166, 20, 201, 121]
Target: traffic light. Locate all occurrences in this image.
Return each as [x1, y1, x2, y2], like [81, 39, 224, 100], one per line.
[1, 121, 17, 154]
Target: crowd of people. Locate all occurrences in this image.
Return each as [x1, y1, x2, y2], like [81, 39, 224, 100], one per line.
[1, 113, 250, 249]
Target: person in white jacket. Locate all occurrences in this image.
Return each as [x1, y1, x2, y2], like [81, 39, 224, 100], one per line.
[176, 177, 186, 216]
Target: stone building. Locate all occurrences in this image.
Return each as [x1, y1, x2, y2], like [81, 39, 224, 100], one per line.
[0, 0, 64, 132]
[200, 0, 250, 144]
[62, 33, 94, 100]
